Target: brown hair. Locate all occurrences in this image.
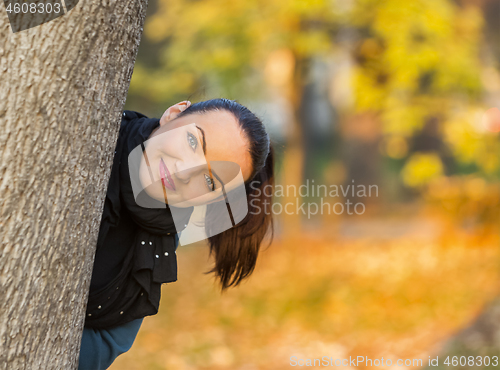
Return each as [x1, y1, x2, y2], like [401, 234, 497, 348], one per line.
[177, 98, 274, 291]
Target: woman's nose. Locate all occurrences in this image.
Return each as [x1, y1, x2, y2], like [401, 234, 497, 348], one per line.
[174, 158, 207, 182]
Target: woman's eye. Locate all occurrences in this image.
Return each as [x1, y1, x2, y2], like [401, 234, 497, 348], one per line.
[204, 174, 215, 191]
[187, 132, 198, 151]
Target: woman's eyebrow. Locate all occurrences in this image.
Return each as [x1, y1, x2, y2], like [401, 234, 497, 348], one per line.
[195, 126, 207, 155]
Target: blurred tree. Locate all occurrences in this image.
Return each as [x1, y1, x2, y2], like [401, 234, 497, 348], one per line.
[422, 2, 500, 366]
[348, 0, 495, 188]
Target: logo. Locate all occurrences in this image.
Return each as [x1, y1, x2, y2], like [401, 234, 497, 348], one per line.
[3, 0, 78, 33]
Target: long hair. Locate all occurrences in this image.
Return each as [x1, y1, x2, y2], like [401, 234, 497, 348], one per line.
[176, 98, 274, 291]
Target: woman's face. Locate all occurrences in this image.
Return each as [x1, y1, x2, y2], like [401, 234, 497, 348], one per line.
[137, 109, 252, 207]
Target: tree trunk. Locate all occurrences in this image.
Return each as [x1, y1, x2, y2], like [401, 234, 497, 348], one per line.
[0, 1, 148, 368]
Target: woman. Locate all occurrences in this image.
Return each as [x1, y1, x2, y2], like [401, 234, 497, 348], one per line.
[78, 98, 274, 370]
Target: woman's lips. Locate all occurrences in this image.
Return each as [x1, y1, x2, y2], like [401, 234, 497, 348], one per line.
[159, 157, 176, 191]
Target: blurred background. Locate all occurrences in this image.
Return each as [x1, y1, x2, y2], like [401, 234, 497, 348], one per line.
[114, 0, 500, 368]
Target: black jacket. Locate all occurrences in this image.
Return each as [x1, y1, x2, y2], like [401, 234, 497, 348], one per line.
[84, 110, 193, 329]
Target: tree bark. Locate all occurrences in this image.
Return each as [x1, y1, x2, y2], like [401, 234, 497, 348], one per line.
[0, 0, 148, 368]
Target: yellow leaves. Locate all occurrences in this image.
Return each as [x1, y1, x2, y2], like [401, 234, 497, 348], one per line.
[380, 135, 408, 159]
[427, 176, 462, 201]
[129, 64, 195, 103]
[144, 0, 183, 42]
[375, 5, 448, 91]
[425, 176, 500, 225]
[210, 47, 239, 69]
[420, 0, 454, 38]
[401, 153, 443, 188]
[373, 0, 454, 40]
[431, 6, 482, 94]
[359, 38, 383, 59]
[454, 4, 484, 43]
[381, 97, 428, 136]
[433, 43, 482, 93]
[354, 0, 482, 94]
[442, 112, 480, 163]
[481, 155, 499, 175]
[442, 109, 500, 174]
[288, 0, 329, 15]
[352, 0, 485, 177]
[463, 177, 488, 202]
[352, 66, 386, 111]
[292, 30, 332, 58]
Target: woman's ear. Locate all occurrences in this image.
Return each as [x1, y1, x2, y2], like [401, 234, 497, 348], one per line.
[159, 100, 192, 126]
